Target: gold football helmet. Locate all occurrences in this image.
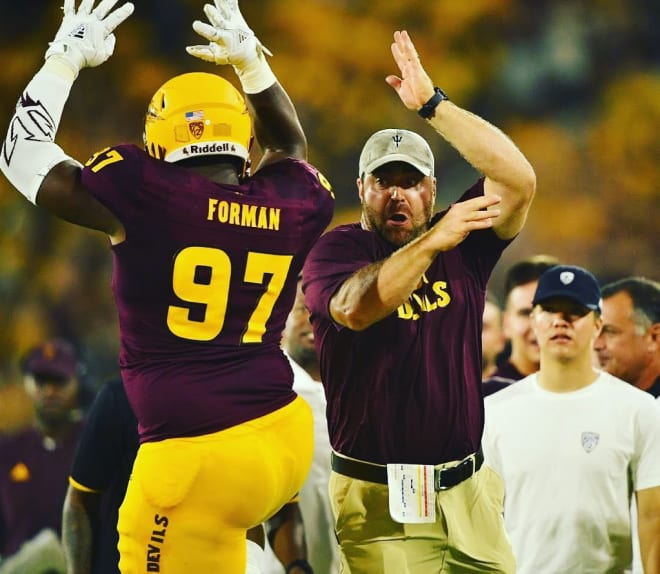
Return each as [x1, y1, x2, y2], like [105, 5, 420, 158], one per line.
[143, 72, 251, 165]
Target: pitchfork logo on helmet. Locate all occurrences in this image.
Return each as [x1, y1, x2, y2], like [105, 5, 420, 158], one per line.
[143, 72, 252, 165]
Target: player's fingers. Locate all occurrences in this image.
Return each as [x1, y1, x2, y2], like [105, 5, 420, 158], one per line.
[214, 0, 232, 22]
[185, 45, 215, 62]
[186, 44, 229, 64]
[260, 43, 273, 57]
[79, 0, 95, 15]
[192, 20, 221, 42]
[204, 3, 225, 28]
[103, 2, 134, 33]
[92, 0, 118, 20]
[63, 0, 76, 17]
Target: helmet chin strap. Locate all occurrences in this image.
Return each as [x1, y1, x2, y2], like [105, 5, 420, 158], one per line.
[240, 134, 255, 180]
[241, 157, 252, 181]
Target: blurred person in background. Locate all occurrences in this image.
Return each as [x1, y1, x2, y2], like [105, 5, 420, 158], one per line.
[62, 378, 137, 574]
[0, 339, 86, 574]
[594, 276, 660, 574]
[303, 29, 536, 573]
[481, 291, 506, 380]
[0, 0, 334, 571]
[490, 254, 560, 381]
[263, 275, 338, 574]
[484, 265, 660, 574]
[595, 276, 660, 398]
[481, 291, 513, 397]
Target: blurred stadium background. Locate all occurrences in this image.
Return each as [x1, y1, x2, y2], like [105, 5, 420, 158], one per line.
[0, 0, 658, 426]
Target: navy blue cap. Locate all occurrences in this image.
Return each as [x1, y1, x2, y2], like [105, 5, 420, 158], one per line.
[532, 265, 602, 313]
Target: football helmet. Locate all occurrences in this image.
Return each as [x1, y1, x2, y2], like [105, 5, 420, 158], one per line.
[143, 72, 251, 165]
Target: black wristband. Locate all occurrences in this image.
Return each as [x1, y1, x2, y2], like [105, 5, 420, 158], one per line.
[417, 87, 449, 119]
[285, 559, 314, 574]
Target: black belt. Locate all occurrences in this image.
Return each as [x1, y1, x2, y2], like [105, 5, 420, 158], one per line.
[331, 448, 484, 491]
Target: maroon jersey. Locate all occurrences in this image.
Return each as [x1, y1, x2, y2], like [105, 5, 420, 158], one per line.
[82, 145, 334, 442]
[303, 180, 511, 465]
[0, 422, 84, 556]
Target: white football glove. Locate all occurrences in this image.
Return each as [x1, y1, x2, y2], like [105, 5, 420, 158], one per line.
[45, 0, 135, 75]
[186, 0, 272, 69]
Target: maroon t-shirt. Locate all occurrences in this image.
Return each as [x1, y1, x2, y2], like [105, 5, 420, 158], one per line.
[303, 180, 512, 465]
[0, 421, 84, 556]
[83, 145, 334, 442]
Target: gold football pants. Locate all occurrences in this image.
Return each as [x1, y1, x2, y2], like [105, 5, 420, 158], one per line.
[117, 396, 313, 573]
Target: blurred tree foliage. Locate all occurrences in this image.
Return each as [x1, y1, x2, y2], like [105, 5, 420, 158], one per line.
[0, 0, 657, 403]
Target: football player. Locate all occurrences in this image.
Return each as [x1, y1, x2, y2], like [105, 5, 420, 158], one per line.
[1, 0, 334, 572]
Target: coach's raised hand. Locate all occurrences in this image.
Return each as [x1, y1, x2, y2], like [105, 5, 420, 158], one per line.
[45, 0, 135, 77]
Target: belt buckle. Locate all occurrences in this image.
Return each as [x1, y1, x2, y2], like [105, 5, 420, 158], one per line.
[434, 454, 475, 491]
[435, 471, 450, 491]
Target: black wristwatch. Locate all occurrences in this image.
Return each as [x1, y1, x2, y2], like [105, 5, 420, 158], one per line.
[418, 87, 449, 119]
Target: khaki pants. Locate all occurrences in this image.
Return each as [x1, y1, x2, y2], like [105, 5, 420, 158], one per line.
[329, 464, 515, 574]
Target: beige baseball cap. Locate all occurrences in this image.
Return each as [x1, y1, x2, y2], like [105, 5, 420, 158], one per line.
[358, 129, 434, 177]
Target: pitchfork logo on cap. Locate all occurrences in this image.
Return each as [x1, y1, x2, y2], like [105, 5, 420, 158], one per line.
[560, 271, 575, 285]
[392, 134, 403, 148]
[581, 431, 599, 453]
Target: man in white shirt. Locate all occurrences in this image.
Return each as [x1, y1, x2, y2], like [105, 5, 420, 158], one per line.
[483, 265, 660, 574]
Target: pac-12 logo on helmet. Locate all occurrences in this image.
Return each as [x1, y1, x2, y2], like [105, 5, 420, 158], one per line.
[188, 121, 204, 139]
[143, 72, 251, 165]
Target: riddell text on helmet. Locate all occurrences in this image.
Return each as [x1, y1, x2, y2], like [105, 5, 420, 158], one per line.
[182, 142, 238, 155]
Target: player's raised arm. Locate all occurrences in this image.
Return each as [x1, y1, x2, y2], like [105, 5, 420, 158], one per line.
[187, 0, 307, 170]
[0, 0, 133, 240]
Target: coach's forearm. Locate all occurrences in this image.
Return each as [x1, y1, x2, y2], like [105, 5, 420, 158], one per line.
[330, 231, 437, 331]
[426, 101, 535, 239]
[427, 101, 534, 193]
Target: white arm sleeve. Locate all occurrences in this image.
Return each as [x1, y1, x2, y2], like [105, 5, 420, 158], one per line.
[0, 57, 82, 204]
